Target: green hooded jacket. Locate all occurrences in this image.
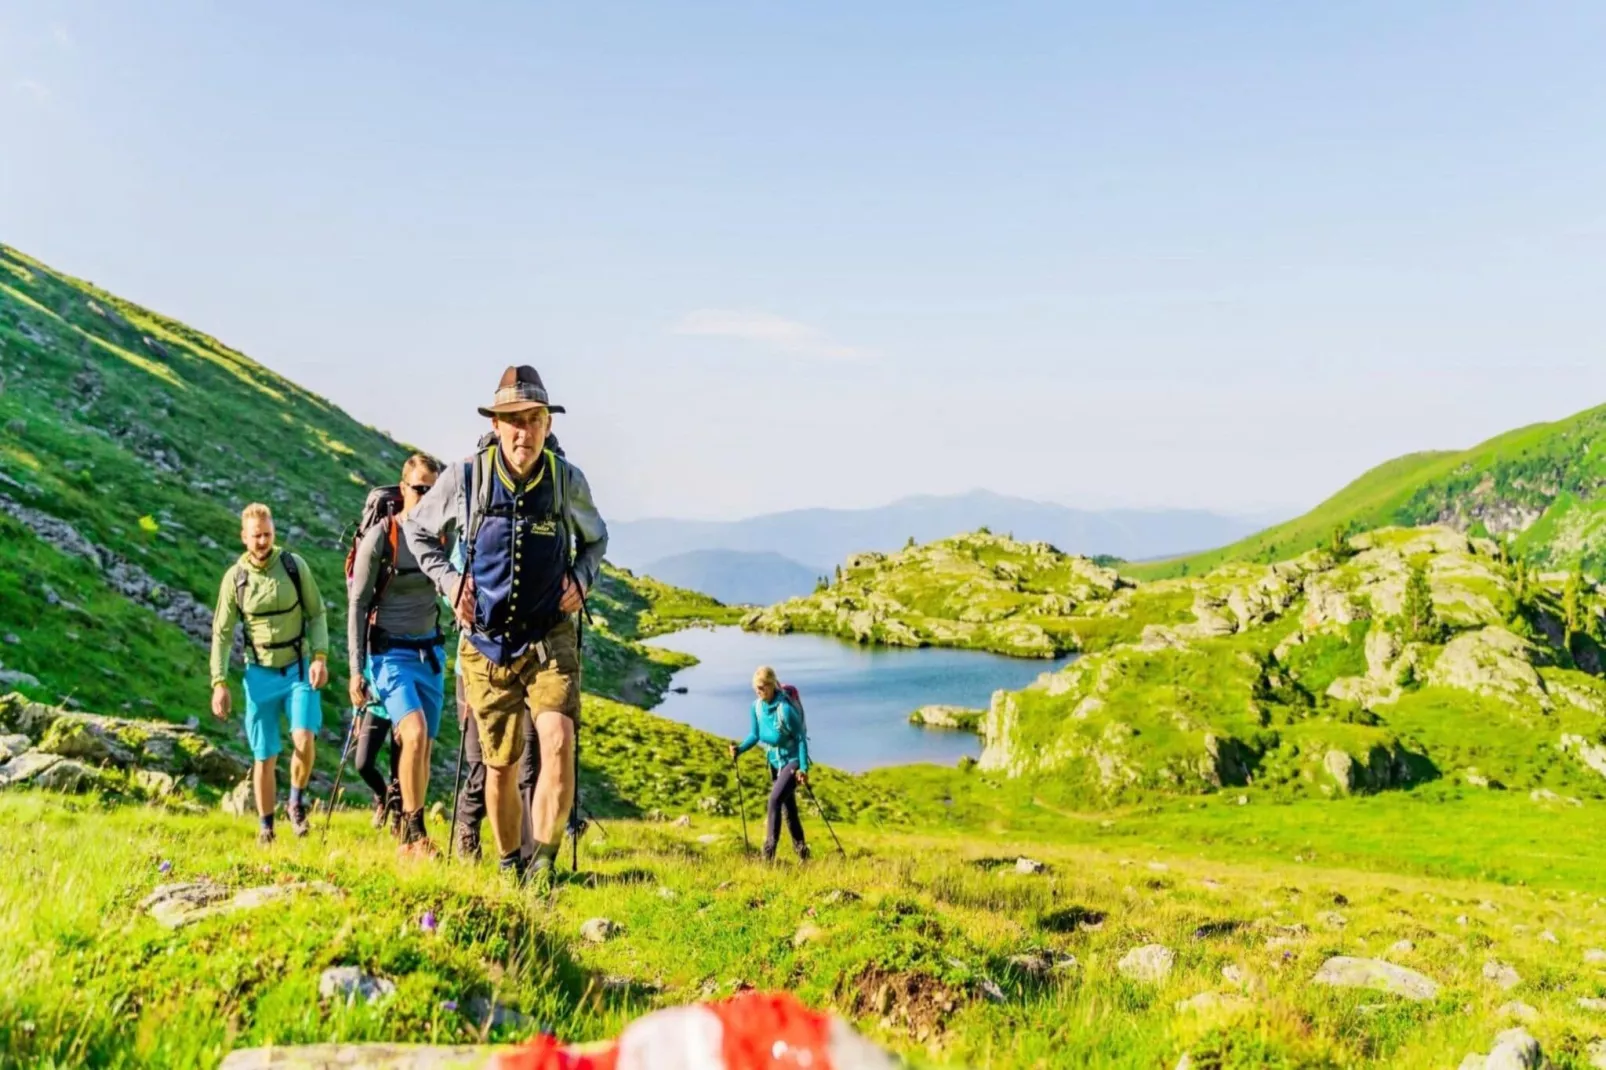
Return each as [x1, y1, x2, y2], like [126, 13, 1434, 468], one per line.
[210, 547, 329, 686]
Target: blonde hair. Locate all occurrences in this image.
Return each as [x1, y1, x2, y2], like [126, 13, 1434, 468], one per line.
[241, 503, 273, 526]
[752, 666, 780, 693]
[402, 452, 443, 482]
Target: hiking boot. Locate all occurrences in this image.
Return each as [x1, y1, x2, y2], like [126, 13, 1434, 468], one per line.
[796, 843, 812, 863]
[499, 851, 529, 886]
[370, 795, 390, 830]
[388, 801, 403, 840]
[455, 821, 482, 862]
[289, 803, 310, 838]
[525, 856, 555, 895]
[257, 825, 276, 846]
[399, 837, 441, 860]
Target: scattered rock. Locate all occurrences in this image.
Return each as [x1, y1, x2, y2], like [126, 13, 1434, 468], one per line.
[1006, 950, 1078, 977]
[144, 880, 339, 929]
[1483, 960, 1522, 991]
[1540, 931, 1558, 944]
[581, 918, 619, 944]
[1318, 911, 1348, 930]
[220, 780, 253, 817]
[463, 995, 532, 1032]
[32, 757, 102, 793]
[133, 769, 179, 797]
[1389, 940, 1416, 956]
[0, 733, 29, 762]
[1578, 997, 1606, 1012]
[977, 978, 1006, 1004]
[317, 966, 396, 1006]
[1497, 1001, 1538, 1024]
[672, 815, 691, 828]
[0, 669, 41, 689]
[1015, 857, 1047, 875]
[1484, 1027, 1543, 1070]
[695, 834, 720, 846]
[1221, 964, 1250, 986]
[1117, 944, 1175, 984]
[820, 889, 862, 906]
[793, 923, 826, 947]
[0, 750, 62, 788]
[908, 705, 983, 731]
[1175, 991, 1253, 1016]
[1586, 949, 1606, 964]
[1311, 956, 1439, 1001]
[1192, 920, 1245, 941]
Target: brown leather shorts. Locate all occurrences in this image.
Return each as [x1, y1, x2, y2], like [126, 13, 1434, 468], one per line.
[457, 618, 580, 768]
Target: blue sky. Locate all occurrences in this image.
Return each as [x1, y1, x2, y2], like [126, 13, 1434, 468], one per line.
[3, 2, 1604, 521]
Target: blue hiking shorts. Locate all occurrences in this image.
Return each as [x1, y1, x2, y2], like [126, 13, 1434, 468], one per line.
[366, 642, 446, 740]
[243, 661, 323, 761]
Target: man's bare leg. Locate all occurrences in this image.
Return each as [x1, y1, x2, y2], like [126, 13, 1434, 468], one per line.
[531, 711, 576, 847]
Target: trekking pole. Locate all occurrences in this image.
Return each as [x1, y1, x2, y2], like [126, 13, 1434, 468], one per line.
[447, 700, 468, 862]
[801, 779, 846, 858]
[731, 755, 752, 853]
[322, 707, 363, 845]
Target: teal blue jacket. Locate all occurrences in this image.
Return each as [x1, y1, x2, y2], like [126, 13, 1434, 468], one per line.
[736, 696, 810, 773]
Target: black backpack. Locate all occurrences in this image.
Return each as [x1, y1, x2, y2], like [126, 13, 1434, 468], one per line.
[345, 485, 405, 598]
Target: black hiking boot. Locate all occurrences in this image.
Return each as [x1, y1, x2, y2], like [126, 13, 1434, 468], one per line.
[257, 825, 276, 846]
[289, 802, 310, 838]
[370, 794, 390, 830]
[455, 820, 482, 862]
[796, 843, 812, 863]
[387, 789, 404, 840]
[499, 850, 528, 886]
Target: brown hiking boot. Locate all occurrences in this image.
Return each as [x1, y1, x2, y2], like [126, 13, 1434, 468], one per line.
[399, 837, 441, 860]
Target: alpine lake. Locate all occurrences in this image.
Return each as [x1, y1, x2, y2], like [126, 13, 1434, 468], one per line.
[644, 626, 1074, 772]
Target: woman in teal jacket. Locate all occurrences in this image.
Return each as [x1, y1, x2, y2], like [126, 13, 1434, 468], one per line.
[728, 665, 811, 861]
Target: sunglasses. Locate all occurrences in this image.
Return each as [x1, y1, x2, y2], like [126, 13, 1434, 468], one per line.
[406, 483, 435, 496]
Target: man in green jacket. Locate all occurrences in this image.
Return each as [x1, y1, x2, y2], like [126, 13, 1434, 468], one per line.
[210, 502, 331, 843]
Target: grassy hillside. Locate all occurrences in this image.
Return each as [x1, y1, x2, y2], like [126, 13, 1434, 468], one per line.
[0, 241, 749, 812]
[9, 789, 1606, 1068]
[1131, 404, 1606, 581]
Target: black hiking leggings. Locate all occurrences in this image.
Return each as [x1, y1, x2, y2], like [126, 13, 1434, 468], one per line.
[765, 761, 808, 858]
[354, 711, 400, 805]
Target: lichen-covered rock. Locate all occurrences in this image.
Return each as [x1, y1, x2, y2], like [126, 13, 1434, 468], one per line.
[1117, 944, 1175, 984]
[1428, 628, 1550, 709]
[0, 693, 246, 786]
[1311, 956, 1439, 1001]
[0, 749, 63, 787]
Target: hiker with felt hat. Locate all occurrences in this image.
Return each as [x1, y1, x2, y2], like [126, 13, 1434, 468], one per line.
[405, 364, 607, 891]
[729, 665, 812, 862]
[348, 452, 449, 858]
[209, 502, 331, 844]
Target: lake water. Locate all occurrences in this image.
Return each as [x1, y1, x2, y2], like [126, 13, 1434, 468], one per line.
[644, 627, 1075, 772]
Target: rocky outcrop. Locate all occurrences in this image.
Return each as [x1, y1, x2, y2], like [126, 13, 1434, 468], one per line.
[0, 692, 247, 792]
[908, 705, 984, 732]
[746, 532, 1124, 658]
[1322, 745, 1416, 795]
[1428, 628, 1550, 709]
[0, 495, 220, 648]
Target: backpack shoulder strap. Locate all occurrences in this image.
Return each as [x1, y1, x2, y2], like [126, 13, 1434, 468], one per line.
[466, 446, 493, 543]
[372, 519, 400, 607]
[280, 551, 307, 616]
[233, 563, 249, 613]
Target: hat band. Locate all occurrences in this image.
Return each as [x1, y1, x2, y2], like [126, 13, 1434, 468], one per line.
[492, 383, 549, 408]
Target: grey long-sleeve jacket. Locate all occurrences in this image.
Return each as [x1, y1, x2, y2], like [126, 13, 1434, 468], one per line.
[347, 520, 446, 671]
[402, 448, 608, 609]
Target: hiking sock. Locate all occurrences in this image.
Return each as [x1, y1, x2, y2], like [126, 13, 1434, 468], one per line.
[259, 813, 275, 832]
[499, 849, 527, 881]
[289, 786, 304, 812]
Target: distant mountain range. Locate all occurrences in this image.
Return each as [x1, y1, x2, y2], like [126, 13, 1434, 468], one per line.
[638, 550, 823, 607]
[612, 492, 1287, 603]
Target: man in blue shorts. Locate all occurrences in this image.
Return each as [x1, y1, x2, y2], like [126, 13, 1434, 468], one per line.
[348, 454, 449, 857]
[210, 503, 331, 844]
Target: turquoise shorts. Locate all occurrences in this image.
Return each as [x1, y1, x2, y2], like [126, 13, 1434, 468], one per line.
[243, 660, 323, 761]
[366, 642, 445, 740]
